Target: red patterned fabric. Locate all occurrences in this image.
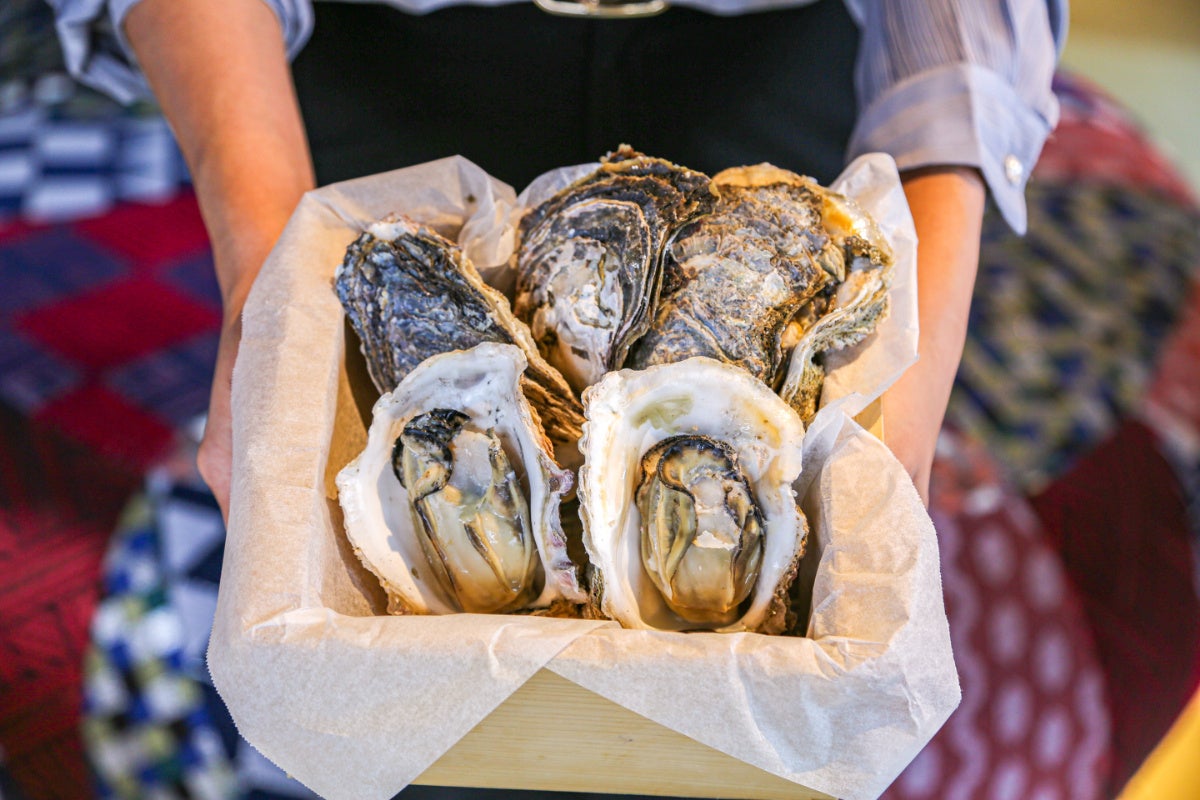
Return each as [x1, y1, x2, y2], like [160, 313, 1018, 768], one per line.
[1144, 281, 1200, 452]
[0, 194, 219, 799]
[73, 195, 211, 270]
[882, 431, 1113, 800]
[0, 508, 105, 798]
[17, 277, 217, 372]
[0, 401, 142, 799]
[1031, 419, 1200, 791]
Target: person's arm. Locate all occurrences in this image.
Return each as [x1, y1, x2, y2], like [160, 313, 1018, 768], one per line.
[124, 0, 316, 519]
[887, 167, 985, 502]
[846, 0, 1064, 501]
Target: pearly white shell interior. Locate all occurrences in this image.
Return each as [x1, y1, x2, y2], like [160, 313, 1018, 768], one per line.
[579, 357, 807, 631]
[336, 342, 574, 614]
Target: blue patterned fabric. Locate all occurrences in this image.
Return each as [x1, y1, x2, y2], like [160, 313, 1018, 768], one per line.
[82, 451, 321, 800]
[0, 89, 188, 223]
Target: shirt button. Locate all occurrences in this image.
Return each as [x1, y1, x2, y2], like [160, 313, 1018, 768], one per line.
[1004, 154, 1024, 186]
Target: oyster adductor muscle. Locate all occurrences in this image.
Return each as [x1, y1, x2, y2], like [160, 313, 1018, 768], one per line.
[335, 214, 584, 450]
[514, 146, 714, 396]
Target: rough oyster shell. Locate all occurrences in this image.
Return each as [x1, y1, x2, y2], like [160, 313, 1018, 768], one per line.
[514, 146, 713, 395]
[751, 167, 895, 423]
[336, 343, 585, 615]
[335, 214, 584, 452]
[625, 165, 838, 386]
[625, 163, 893, 425]
[578, 357, 807, 633]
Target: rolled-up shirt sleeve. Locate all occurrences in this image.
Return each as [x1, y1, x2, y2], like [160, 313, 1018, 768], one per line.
[46, 0, 315, 105]
[845, 0, 1066, 233]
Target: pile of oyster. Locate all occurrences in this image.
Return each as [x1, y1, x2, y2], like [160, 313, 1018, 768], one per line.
[335, 147, 893, 635]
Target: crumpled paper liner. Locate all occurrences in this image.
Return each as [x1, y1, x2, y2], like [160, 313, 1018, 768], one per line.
[208, 153, 958, 800]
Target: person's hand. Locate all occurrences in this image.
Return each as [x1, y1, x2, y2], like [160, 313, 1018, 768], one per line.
[126, 0, 315, 520]
[884, 166, 986, 504]
[196, 259, 264, 521]
[198, 305, 241, 520]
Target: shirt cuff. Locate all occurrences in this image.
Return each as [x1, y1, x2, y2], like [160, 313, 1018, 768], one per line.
[52, 0, 314, 106]
[846, 62, 1059, 235]
[53, 0, 149, 104]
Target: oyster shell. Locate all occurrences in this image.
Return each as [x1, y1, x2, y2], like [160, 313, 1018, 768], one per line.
[514, 146, 713, 395]
[627, 163, 893, 425]
[336, 343, 585, 615]
[625, 165, 837, 386]
[578, 357, 807, 633]
[335, 214, 584, 452]
[744, 167, 895, 423]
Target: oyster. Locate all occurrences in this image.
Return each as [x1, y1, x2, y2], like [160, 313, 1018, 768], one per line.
[758, 168, 895, 423]
[625, 165, 837, 386]
[335, 214, 584, 452]
[336, 343, 585, 615]
[514, 146, 713, 395]
[636, 435, 766, 626]
[578, 357, 807, 633]
[627, 163, 893, 425]
[394, 408, 539, 613]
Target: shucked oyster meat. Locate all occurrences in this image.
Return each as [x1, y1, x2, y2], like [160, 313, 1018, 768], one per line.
[336, 215, 584, 451]
[336, 343, 585, 615]
[636, 435, 766, 627]
[514, 146, 712, 395]
[579, 357, 807, 633]
[394, 408, 539, 613]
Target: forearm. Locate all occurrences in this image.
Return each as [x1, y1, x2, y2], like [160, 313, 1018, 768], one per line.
[883, 166, 985, 501]
[124, 0, 315, 312]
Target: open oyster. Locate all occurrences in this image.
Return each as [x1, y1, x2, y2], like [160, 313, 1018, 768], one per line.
[514, 146, 713, 395]
[336, 214, 584, 452]
[578, 357, 807, 633]
[336, 343, 585, 615]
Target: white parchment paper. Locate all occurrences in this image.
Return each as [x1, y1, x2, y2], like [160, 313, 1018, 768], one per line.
[208, 154, 958, 800]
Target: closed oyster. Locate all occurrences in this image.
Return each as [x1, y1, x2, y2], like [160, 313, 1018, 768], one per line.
[742, 167, 895, 423]
[625, 165, 837, 387]
[514, 146, 713, 395]
[578, 357, 807, 633]
[627, 163, 893, 425]
[335, 214, 584, 452]
[336, 343, 585, 615]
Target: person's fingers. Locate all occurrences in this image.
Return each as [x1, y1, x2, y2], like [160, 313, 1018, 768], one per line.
[197, 315, 242, 522]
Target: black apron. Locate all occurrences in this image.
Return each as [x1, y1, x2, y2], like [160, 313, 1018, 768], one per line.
[292, 0, 859, 189]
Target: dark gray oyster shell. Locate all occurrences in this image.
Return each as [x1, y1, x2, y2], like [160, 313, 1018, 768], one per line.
[335, 215, 584, 449]
[774, 176, 893, 423]
[514, 145, 713, 395]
